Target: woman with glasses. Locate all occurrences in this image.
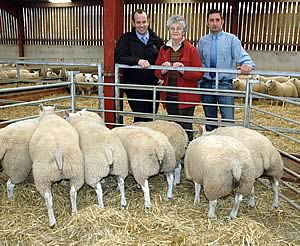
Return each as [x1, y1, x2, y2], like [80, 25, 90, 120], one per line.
[155, 15, 203, 141]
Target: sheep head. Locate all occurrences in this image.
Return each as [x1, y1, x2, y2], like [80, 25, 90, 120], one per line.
[38, 104, 57, 119]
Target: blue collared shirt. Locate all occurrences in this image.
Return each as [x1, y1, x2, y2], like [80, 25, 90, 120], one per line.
[136, 31, 149, 45]
[198, 31, 255, 80]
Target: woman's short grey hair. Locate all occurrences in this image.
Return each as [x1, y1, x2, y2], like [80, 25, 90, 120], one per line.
[167, 15, 188, 32]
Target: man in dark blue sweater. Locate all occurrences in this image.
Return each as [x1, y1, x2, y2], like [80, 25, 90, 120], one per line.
[115, 9, 164, 122]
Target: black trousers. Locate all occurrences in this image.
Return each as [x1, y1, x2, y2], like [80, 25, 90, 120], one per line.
[125, 89, 160, 122]
[166, 97, 195, 141]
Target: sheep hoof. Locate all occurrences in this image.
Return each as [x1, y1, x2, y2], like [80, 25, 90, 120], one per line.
[228, 213, 237, 220]
[208, 214, 217, 220]
[247, 201, 255, 208]
[272, 203, 279, 209]
[226, 216, 234, 221]
[166, 196, 173, 201]
[49, 219, 57, 228]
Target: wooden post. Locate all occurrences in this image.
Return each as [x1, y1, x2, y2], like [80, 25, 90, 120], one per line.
[17, 5, 24, 57]
[103, 0, 124, 127]
[229, 0, 239, 36]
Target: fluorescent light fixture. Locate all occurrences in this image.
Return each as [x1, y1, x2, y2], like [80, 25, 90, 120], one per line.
[49, 0, 72, 3]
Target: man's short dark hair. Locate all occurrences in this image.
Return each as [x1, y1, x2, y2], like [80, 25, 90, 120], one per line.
[132, 9, 147, 22]
[207, 9, 223, 20]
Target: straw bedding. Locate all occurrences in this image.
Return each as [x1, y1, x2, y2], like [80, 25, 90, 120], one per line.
[0, 92, 299, 245]
[0, 175, 299, 245]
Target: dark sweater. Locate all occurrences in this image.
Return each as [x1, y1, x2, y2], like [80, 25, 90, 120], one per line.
[114, 28, 164, 86]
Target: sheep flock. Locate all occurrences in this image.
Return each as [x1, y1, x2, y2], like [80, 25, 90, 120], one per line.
[0, 105, 286, 227]
[232, 75, 300, 99]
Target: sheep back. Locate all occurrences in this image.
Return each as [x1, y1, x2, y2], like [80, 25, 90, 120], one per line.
[288, 78, 300, 96]
[135, 120, 188, 161]
[68, 113, 127, 180]
[30, 113, 84, 194]
[77, 109, 105, 125]
[266, 80, 298, 97]
[211, 126, 283, 180]
[0, 119, 38, 184]
[112, 127, 165, 185]
[184, 135, 254, 201]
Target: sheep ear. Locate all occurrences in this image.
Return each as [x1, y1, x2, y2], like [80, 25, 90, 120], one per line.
[198, 125, 204, 137]
[39, 104, 44, 112]
[81, 108, 87, 112]
[53, 103, 57, 111]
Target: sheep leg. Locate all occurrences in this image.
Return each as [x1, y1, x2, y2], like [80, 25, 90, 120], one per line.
[117, 176, 127, 208]
[174, 161, 181, 186]
[44, 191, 56, 227]
[165, 172, 174, 200]
[95, 182, 104, 208]
[208, 200, 218, 219]
[6, 178, 15, 199]
[229, 193, 243, 219]
[247, 186, 255, 208]
[70, 185, 78, 215]
[193, 182, 201, 207]
[141, 179, 151, 209]
[271, 178, 279, 209]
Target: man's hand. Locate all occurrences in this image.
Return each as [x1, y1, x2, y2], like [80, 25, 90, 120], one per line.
[161, 61, 172, 75]
[173, 62, 184, 75]
[138, 59, 150, 68]
[240, 64, 252, 75]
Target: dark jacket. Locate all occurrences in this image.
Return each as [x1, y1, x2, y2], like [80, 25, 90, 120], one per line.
[155, 39, 204, 109]
[115, 28, 164, 86]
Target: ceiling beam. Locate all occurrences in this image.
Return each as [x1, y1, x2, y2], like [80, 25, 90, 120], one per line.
[21, 1, 103, 8]
[0, 0, 18, 17]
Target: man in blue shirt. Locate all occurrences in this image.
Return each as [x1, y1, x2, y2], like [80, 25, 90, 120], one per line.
[198, 9, 255, 131]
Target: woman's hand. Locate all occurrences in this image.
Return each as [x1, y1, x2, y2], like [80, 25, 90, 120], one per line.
[158, 79, 164, 85]
[173, 62, 184, 75]
[161, 61, 172, 75]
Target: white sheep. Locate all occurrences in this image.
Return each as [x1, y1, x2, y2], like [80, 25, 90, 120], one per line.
[233, 78, 246, 91]
[75, 108, 105, 125]
[29, 104, 84, 227]
[266, 79, 298, 98]
[184, 135, 255, 219]
[19, 71, 39, 79]
[112, 126, 176, 208]
[134, 120, 188, 185]
[46, 68, 58, 78]
[233, 78, 266, 94]
[0, 71, 8, 78]
[208, 126, 284, 208]
[65, 111, 128, 208]
[4, 69, 30, 78]
[260, 76, 290, 83]
[75, 73, 96, 95]
[288, 78, 300, 97]
[0, 119, 38, 198]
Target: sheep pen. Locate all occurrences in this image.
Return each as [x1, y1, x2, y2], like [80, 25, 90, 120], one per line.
[0, 93, 300, 245]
